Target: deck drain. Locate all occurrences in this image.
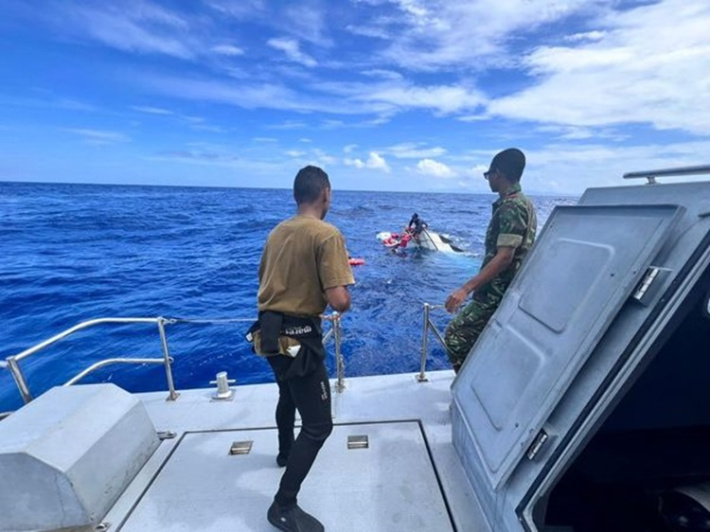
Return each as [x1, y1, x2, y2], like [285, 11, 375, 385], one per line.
[229, 440, 253, 455]
[347, 435, 369, 450]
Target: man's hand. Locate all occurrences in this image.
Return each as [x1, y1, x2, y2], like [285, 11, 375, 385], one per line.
[445, 247, 514, 313]
[445, 287, 469, 313]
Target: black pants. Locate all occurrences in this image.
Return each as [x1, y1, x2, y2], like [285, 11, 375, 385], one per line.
[268, 355, 333, 509]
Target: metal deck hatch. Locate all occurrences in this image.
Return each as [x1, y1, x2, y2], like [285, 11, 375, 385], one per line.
[452, 204, 684, 490]
[118, 422, 454, 531]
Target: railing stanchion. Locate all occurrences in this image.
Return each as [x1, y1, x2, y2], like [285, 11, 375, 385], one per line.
[7, 357, 33, 404]
[334, 313, 345, 393]
[428, 321, 449, 355]
[157, 318, 179, 401]
[418, 303, 431, 382]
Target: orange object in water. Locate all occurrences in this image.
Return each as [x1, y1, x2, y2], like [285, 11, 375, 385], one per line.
[348, 257, 365, 266]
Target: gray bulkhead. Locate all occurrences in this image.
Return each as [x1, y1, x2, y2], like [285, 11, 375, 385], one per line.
[451, 180, 710, 531]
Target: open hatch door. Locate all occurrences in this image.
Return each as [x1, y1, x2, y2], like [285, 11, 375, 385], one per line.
[452, 204, 684, 490]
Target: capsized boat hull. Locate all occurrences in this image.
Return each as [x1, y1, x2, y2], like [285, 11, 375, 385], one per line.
[377, 229, 463, 252]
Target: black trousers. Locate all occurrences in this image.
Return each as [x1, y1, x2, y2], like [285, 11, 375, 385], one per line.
[268, 355, 333, 509]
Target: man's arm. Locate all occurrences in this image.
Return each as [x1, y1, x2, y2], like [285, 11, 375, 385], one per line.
[445, 246, 515, 313]
[325, 286, 351, 313]
[319, 229, 355, 313]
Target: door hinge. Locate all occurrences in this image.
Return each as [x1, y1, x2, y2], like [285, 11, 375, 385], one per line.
[526, 430, 549, 460]
[632, 266, 670, 306]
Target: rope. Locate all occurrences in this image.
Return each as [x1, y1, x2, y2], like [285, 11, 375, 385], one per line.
[168, 317, 254, 324]
[167, 312, 341, 325]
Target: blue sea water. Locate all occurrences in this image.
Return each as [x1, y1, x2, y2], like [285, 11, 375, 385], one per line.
[0, 182, 577, 411]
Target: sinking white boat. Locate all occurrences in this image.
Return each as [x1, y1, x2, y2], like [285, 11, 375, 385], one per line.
[3, 165, 710, 532]
[377, 228, 463, 252]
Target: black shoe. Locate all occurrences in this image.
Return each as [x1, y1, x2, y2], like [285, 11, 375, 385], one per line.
[276, 452, 289, 467]
[267, 501, 324, 532]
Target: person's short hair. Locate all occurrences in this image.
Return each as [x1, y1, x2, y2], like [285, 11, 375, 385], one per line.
[489, 148, 526, 182]
[293, 165, 330, 204]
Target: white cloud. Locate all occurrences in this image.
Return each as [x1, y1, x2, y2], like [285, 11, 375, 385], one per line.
[344, 152, 391, 172]
[371, 0, 598, 71]
[321, 119, 345, 129]
[65, 4, 195, 59]
[267, 120, 308, 129]
[191, 123, 225, 133]
[206, 0, 266, 19]
[345, 158, 365, 169]
[416, 158, 455, 178]
[131, 105, 173, 115]
[514, 139, 710, 195]
[141, 72, 483, 118]
[368, 152, 390, 172]
[359, 83, 485, 114]
[143, 75, 332, 113]
[536, 125, 626, 141]
[281, 5, 331, 46]
[344, 24, 391, 40]
[267, 37, 318, 67]
[387, 142, 446, 159]
[312, 148, 337, 166]
[64, 128, 130, 145]
[487, 0, 710, 135]
[35, 2, 244, 64]
[360, 69, 403, 80]
[320, 80, 486, 115]
[286, 149, 306, 157]
[212, 44, 245, 56]
[365, 115, 393, 126]
[564, 30, 606, 43]
[457, 114, 489, 122]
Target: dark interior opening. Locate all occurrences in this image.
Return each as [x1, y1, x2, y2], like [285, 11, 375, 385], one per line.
[540, 273, 710, 532]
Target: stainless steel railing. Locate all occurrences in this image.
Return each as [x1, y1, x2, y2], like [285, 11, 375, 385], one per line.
[623, 164, 710, 184]
[2, 313, 344, 407]
[417, 302, 451, 382]
[5, 317, 179, 405]
[323, 313, 346, 392]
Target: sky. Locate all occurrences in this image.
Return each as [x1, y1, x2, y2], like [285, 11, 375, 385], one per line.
[0, 0, 709, 195]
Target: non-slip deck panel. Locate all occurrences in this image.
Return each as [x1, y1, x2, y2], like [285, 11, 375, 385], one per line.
[119, 421, 454, 532]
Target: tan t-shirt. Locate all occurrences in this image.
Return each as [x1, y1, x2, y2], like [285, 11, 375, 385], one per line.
[258, 215, 355, 316]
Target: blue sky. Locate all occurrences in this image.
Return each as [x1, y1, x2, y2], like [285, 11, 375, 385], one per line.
[0, 0, 708, 195]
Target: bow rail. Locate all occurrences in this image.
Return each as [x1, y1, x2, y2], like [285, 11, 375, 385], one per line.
[2, 314, 344, 410]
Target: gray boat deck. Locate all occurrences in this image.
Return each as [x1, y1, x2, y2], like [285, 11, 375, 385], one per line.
[103, 370, 488, 532]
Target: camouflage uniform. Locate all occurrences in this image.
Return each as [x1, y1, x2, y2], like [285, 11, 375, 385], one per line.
[445, 183, 537, 371]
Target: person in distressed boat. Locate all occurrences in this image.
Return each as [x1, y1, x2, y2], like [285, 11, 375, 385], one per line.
[444, 148, 537, 373]
[257, 165, 354, 532]
[407, 212, 427, 238]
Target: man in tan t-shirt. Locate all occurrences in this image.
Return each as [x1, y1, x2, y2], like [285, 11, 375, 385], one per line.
[258, 165, 354, 532]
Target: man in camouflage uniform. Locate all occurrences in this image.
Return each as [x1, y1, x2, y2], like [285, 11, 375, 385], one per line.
[444, 148, 537, 373]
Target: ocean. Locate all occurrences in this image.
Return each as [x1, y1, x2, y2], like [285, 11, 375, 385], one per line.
[0, 182, 576, 412]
